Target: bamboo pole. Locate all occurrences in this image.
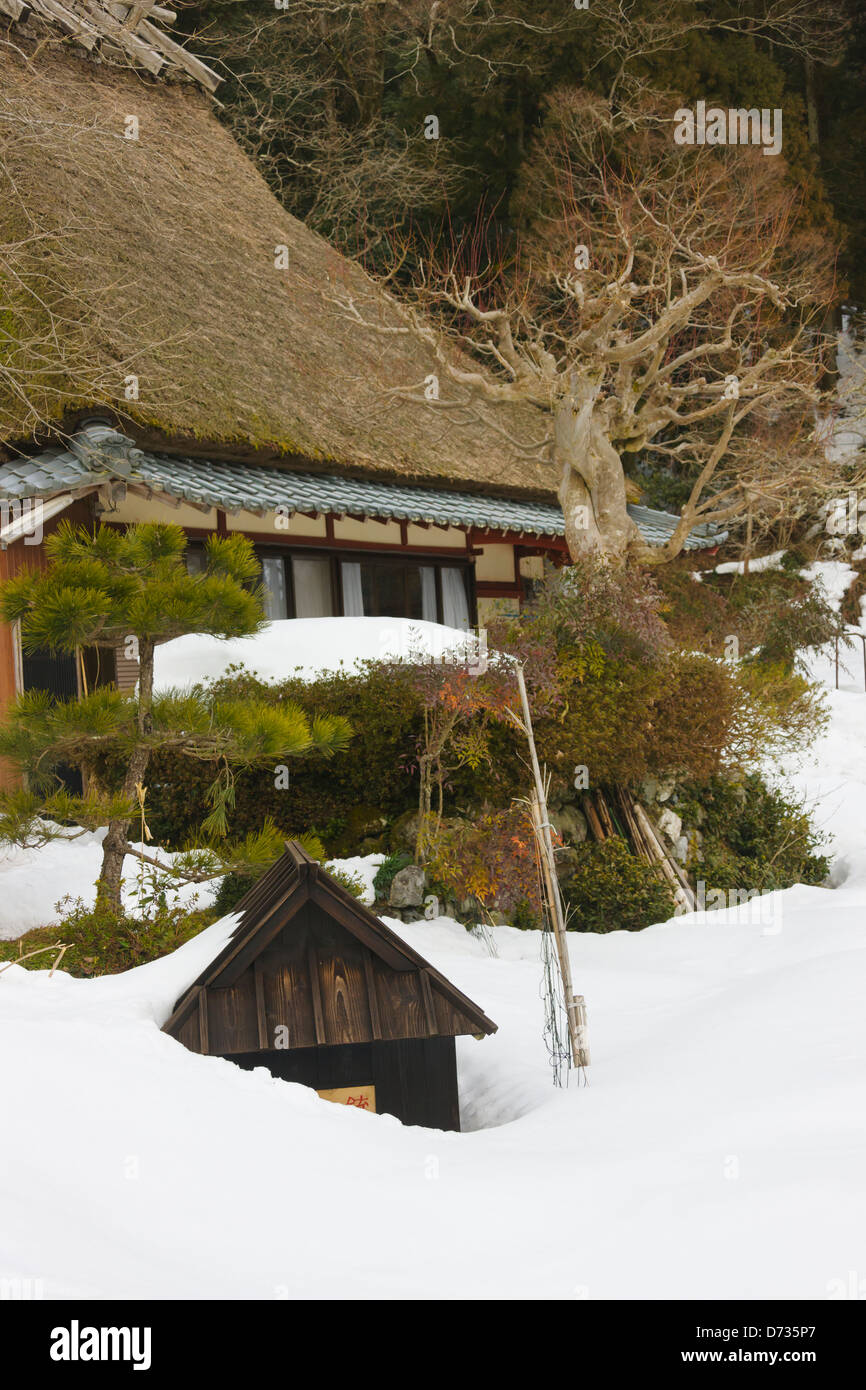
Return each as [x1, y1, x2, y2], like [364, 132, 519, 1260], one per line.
[594, 789, 617, 838]
[630, 799, 696, 913]
[514, 662, 589, 1068]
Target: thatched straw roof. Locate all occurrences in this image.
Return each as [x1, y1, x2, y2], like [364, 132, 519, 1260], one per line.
[0, 34, 556, 499]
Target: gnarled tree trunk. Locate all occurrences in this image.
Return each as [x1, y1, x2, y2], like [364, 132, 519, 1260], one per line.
[554, 377, 647, 562]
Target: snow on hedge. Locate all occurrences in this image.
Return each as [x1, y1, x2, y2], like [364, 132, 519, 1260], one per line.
[153, 616, 472, 691]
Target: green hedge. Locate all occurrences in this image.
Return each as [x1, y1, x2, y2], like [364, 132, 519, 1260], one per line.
[146, 662, 424, 854]
[561, 838, 676, 933]
[672, 773, 830, 892]
[142, 644, 826, 864]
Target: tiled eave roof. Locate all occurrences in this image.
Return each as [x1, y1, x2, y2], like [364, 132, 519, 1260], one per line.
[0, 427, 727, 550]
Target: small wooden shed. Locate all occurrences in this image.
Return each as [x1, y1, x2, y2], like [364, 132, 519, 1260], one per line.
[163, 842, 497, 1131]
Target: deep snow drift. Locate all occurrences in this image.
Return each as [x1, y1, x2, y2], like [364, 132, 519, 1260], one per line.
[1, 607, 865, 1298]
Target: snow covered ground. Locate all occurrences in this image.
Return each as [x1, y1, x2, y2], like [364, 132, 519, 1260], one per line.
[0, 836, 380, 940]
[2, 606, 865, 1299]
[0, 831, 218, 941]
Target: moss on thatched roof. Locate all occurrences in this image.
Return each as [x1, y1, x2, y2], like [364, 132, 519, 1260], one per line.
[0, 37, 555, 499]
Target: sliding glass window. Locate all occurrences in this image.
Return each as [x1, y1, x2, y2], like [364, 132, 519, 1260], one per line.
[253, 548, 473, 627]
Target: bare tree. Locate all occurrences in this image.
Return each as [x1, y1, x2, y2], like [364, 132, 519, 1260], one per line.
[329, 92, 837, 561]
[583, 0, 849, 105]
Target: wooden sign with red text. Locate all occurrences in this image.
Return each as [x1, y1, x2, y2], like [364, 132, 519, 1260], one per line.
[317, 1084, 376, 1112]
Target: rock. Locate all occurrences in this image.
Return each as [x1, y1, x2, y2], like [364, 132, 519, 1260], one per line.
[640, 776, 659, 803]
[389, 864, 426, 909]
[554, 846, 580, 880]
[656, 807, 682, 843]
[641, 775, 676, 804]
[554, 805, 588, 844]
[400, 908, 425, 923]
[387, 808, 422, 853]
[674, 827, 702, 865]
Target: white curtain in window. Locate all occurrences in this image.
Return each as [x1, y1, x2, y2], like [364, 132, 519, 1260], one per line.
[440, 567, 470, 629]
[260, 556, 288, 620]
[340, 561, 364, 616]
[420, 566, 438, 623]
[291, 556, 333, 618]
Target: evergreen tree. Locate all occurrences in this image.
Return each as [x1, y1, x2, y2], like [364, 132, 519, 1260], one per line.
[0, 522, 351, 912]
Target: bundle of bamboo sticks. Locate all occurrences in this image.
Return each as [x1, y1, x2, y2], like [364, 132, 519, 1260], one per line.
[583, 786, 696, 915]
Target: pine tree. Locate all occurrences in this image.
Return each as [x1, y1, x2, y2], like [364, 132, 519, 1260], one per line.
[0, 522, 351, 912]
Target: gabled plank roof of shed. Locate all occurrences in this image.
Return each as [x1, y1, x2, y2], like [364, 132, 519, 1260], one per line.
[163, 841, 498, 1046]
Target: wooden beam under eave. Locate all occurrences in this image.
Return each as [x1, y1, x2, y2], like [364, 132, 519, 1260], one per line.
[124, 483, 213, 515]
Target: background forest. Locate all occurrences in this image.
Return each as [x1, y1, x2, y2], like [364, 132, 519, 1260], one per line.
[174, 0, 866, 302]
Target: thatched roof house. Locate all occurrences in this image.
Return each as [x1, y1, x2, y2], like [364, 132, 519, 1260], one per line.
[0, 17, 724, 721]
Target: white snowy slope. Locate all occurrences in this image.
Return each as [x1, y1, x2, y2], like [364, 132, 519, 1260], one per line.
[1, 605, 865, 1298]
[0, 835, 380, 939]
[0, 831, 218, 941]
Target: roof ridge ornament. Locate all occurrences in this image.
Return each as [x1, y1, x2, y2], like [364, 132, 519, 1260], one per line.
[69, 424, 143, 478]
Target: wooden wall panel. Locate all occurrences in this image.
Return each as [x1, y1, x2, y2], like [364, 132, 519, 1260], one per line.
[371, 958, 427, 1041]
[206, 976, 258, 1053]
[175, 1009, 202, 1054]
[318, 947, 373, 1046]
[226, 1038, 460, 1130]
[260, 945, 317, 1051]
[228, 1043, 374, 1092]
[372, 1038, 460, 1131]
[432, 990, 484, 1039]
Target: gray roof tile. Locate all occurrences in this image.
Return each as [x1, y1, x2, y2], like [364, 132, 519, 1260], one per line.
[0, 428, 726, 550]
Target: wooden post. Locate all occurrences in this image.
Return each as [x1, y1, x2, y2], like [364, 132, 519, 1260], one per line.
[743, 497, 753, 577]
[514, 662, 589, 1068]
